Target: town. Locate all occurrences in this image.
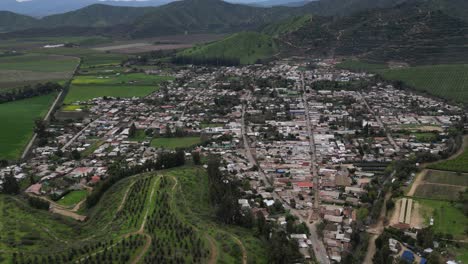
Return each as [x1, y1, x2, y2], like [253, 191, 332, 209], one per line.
[0, 58, 465, 264]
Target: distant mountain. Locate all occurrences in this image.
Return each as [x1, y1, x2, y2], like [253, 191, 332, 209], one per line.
[251, 0, 315, 7]
[0, 0, 172, 17]
[38, 4, 157, 28]
[128, 0, 293, 37]
[279, 0, 468, 64]
[0, 11, 37, 32]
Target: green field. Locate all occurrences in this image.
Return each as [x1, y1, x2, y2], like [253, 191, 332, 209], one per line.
[337, 59, 388, 72]
[379, 64, 468, 104]
[0, 53, 79, 90]
[178, 32, 278, 64]
[64, 84, 160, 103]
[417, 199, 468, 238]
[423, 170, 468, 186]
[338, 61, 468, 104]
[0, 93, 57, 160]
[151, 137, 202, 149]
[64, 70, 172, 103]
[57, 190, 88, 207]
[429, 145, 468, 173]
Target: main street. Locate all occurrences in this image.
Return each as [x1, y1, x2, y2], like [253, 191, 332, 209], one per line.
[241, 82, 330, 264]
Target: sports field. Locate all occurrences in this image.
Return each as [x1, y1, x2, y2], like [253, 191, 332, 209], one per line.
[150, 137, 202, 149]
[0, 93, 57, 160]
[57, 190, 88, 207]
[417, 199, 468, 238]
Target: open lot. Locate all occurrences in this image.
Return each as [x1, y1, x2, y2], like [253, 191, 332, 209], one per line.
[150, 137, 202, 149]
[0, 93, 57, 160]
[93, 34, 225, 54]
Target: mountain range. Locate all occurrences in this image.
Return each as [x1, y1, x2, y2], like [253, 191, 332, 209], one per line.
[1, 0, 467, 64]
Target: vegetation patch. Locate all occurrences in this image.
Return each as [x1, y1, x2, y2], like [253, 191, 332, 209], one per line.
[57, 190, 88, 207]
[379, 64, 468, 104]
[150, 137, 202, 149]
[423, 170, 468, 186]
[0, 93, 56, 160]
[177, 32, 278, 65]
[414, 183, 465, 201]
[64, 84, 159, 103]
[417, 199, 468, 238]
[429, 144, 468, 173]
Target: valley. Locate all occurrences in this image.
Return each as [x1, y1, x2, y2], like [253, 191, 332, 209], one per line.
[0, 0, 467, 263]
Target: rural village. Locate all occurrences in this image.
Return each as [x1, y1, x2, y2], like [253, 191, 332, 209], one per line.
[0, 58, 465, 264]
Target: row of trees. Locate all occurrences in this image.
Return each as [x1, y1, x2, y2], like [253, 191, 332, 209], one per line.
[172, 56, 241, 66]
[0, 82, 62, 104]
[86, 150, 185, 208]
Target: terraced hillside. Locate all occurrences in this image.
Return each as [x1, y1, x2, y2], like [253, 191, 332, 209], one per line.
[0, 167, 266, 263]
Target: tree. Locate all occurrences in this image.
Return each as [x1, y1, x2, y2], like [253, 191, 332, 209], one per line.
[71, 150, 81, 160]
[192, 151, 201, 165]
[128, 123, 136, 138]
[2, 174, 20, 195]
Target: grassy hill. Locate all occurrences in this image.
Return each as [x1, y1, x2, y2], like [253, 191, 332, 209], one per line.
[177, 32, 278, 64]
[261, 14, 312, 36]
[0, 11, 36, 32]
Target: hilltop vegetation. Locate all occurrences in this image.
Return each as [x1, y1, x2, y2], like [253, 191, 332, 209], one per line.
[261, 15, 312, 36]
[0, 166, 266, 263]
[177, 32, 278, 65]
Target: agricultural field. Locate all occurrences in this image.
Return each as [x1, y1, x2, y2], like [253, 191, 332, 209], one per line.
[423, 170, 468, 186]
[0, 93, 57, 160]
[63, 58, 172, 103]
[380, 65, 468, 104]
[413, 183, 465, 201]
[64, 84, 160, 103]
[0, 36, 111, 50]
[150, 137, 202, 149]
[57, 190, 88, 207]
[338, 60, 468, 104]
[337, 59, 388, 72]
[417, 199, 468, 239]
[0, 53, 79, 90]
[0, 166, 265, 263]
[429, 144, 468, 173]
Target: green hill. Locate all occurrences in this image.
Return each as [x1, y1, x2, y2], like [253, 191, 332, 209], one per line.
[0, 11, 37, 32]
[177, 32, 278, 64]
[280, 1, 468, 64]
[39, 4, 156, 28]
[261, 14, 312, 36]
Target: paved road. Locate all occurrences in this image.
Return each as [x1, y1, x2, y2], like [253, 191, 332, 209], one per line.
[299, 73, 330, 264]
[359, 92, 400, 152]
[242, 85, 329, 263]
